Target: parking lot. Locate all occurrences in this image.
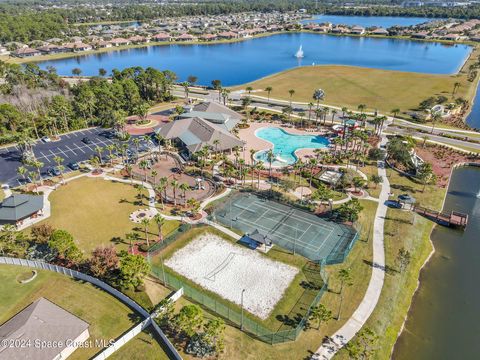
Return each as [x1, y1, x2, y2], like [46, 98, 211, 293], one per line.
[0, 127, 152, 187]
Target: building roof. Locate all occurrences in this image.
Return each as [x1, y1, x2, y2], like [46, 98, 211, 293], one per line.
[0, 194, 44, 222]
[0, 297, 89, 360]
[192, 101, 243, 120]
[248, 229, 272, 245]
[158, 116, 244, 153]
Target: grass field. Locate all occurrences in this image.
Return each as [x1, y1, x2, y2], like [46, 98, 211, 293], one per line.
[0, 264, 138, 359]
[232, 64, 475, 115]
[336, 169, 445, 359]
[110, 326, 169, 360]
[149, 200, 377, 359]
[38, 177, 180, 254]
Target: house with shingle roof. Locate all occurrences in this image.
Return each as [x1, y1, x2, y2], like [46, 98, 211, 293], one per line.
[0, 194, 44, 226]
[0, 297, 89, 360]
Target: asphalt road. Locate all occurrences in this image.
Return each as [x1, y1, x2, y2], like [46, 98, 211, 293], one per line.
[0, 127, 152, 187]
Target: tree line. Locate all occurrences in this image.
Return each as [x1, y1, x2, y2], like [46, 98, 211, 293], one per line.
[0, 62, 176, 145]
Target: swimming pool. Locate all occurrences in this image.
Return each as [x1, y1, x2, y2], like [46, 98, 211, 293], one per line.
[254, 127, 330, 166]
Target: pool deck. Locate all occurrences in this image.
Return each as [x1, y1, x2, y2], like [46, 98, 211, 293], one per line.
[236, 122, 330, 165]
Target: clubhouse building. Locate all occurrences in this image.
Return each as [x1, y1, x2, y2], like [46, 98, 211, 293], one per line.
[157, 101, 245, 157]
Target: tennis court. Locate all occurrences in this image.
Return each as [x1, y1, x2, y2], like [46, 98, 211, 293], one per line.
[211, 193, 358, 262]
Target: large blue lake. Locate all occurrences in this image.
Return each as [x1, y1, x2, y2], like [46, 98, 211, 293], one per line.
[37, 33, 471, 86]
[301, 15, 439, 28]
[466, 90, 480, 129]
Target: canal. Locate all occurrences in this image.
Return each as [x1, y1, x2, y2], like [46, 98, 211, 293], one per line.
[393, 166, 480, 360]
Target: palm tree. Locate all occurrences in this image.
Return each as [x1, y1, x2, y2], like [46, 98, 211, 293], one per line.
[331, 109, 338, 124]
[17, 166, 28, 184]
[170, 180, 179, 206]
[298, 111, 305, 128]
[452, 81, 461, 97]
[357, 104, 366, 114]
[213, 139, 220, 155]
[341, 106, 348, 118]
[28, 171, 39, 193]
[256, 162, 265, 188]
[180, 183, 190, 206]
[53, 156, 65, 184]
[181, 81, 190, 99]
[105, 144, 115, 166]
[288, 89, 295, 107]
[266, 149, 275, 179]
[322, 106, 329, 126]
[31, 160, 44, 186]
[308, 158, 317, 187]
[313, 89, 325, 115]
[95, 146, 104, 165]
[307, 102, 314, 126]
[151, 170, 158, 185]
[431, 113, 441, 134]
[265, 86, 273, 102]
[132, 137, 141, 158]
[126, 232, 140, 253]
[246, 86, 253, 94]
[140, 218, 151, 247]
[139, 159, 149, 184]
[391, 108, 400, 125]
[153, 214, 165, 242]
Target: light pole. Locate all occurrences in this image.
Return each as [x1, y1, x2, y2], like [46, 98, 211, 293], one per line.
[241, 289, 246, 330]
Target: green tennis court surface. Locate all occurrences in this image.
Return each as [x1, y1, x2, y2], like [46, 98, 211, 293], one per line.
[211, 193, 358, 262]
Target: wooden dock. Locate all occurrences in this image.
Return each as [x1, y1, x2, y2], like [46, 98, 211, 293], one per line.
[412, 205, 468, 229]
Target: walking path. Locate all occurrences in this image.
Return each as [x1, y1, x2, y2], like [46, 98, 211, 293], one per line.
[313, 135, 390, 359]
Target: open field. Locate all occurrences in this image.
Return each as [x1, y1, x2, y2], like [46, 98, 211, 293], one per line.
[165, 233, 298, 319]
[148, 200, 376, 359]
[0, 264, 138, 359]
[232, 64, 474, 115]
[37, 177, 180, 253]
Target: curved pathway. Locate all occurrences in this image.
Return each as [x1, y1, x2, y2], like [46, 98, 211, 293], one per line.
[313, 135, 390, 359]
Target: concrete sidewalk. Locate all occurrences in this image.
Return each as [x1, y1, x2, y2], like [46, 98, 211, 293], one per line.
[312, 135, 390, 359]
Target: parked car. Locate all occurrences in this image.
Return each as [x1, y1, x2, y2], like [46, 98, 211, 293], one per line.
[41, 136, 51, 143]
[68, 162, 80, 170]
[82, 137, 92, 144]
[47, 167, 61, 176]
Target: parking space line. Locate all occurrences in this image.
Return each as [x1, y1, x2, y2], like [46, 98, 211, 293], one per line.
[64, 145, 77, 155]
[64, 134, 70, 139]
[40, 152, 52, 163]
[74, 143, 86, 153]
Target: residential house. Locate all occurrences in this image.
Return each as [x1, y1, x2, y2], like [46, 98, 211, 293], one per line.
[64, 42, 93, 52]
[128, 35, 150, 44]
[37, 44, 68, 55]
[12, 47, 41, 58]
[350, 26, 366, 35]
[0, 297, 89, 360]
[370, 27, 389, 36]
[152, 32, 171, 41]
[110, 38, 130, 46]
[217, 31, 238, 39]
[93, 40, 112, 48]
[176, 33, 197, 41]
[200, 34, 218, 41]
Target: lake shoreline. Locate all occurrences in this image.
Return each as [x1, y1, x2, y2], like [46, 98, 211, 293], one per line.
[1, 30, 474, 69]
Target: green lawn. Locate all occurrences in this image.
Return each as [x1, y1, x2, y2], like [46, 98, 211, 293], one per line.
[149, 200, 377, 359]
[335, 169, 446, 359]
[110, 326, 169, 360]
[0, 264, 139, 359]
[37, 177, 180, 254]
[232, 64, 475, 116]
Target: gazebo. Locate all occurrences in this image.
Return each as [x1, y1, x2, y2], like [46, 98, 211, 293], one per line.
[240, 229, 273, 252]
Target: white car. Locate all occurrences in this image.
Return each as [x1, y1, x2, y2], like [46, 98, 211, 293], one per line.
[41, 136, 51, 143]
